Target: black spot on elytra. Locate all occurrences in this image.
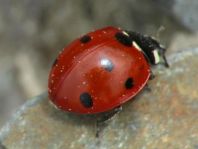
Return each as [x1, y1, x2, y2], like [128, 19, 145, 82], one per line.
[52, 58, 58, 67]
[101, 58, 114, 72]
[125, 77, 134, 89]
[80, 92, 93, 108]
[80, 35, 91, 43]
[115, 32, 132, 47]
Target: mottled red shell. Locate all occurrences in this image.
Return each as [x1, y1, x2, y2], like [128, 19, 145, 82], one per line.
[48, 26, 151, 114]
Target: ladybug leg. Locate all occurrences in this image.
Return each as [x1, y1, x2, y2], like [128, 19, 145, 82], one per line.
[162, 53, 169, 68]
[95, 106, 122, 137]
[149, 70, 155, 80]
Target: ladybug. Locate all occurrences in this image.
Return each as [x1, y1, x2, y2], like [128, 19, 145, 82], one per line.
[48, 26, 169, 115]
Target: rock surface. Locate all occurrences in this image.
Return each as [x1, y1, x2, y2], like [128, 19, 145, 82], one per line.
[156, 0, 198, 31]
[1, 48, 198, 149]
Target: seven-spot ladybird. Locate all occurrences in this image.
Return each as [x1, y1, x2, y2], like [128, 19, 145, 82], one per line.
[48, 26, 169, 114]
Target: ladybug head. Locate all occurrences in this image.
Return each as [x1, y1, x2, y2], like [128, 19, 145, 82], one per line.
[126, 31, 169, 67]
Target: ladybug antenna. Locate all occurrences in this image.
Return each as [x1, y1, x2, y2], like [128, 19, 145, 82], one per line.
[156, 26, 169, 67]
[156, 26, 165, 41]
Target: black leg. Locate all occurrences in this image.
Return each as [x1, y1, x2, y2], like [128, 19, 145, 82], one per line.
[149, 70, 155, 80]
[95, 106, 122, 137]
[162, 53, 169, 68]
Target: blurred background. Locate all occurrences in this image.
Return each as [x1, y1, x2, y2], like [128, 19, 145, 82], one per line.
[0, 0, 198, 128]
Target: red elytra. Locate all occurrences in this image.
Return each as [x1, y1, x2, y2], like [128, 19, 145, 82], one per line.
[48, 26, 151, 114]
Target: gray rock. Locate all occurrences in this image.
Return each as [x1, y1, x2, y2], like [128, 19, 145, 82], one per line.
[0, 141, 6, 149]
[1, 48, 198, 149]
[155, 0, 198, 31]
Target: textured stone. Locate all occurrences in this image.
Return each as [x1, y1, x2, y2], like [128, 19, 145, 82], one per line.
[155, 0, 198, 31]
[1, 48, 198, 149]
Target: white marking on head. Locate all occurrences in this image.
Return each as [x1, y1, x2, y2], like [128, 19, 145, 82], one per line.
[122, 31, 129, 36]
[133, 41, 142, 51]
[153, 50, 160, 64]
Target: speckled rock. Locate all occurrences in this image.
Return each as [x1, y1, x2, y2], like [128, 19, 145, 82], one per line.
[1, 48, 198, 149]
[156, 0, 198, 31]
